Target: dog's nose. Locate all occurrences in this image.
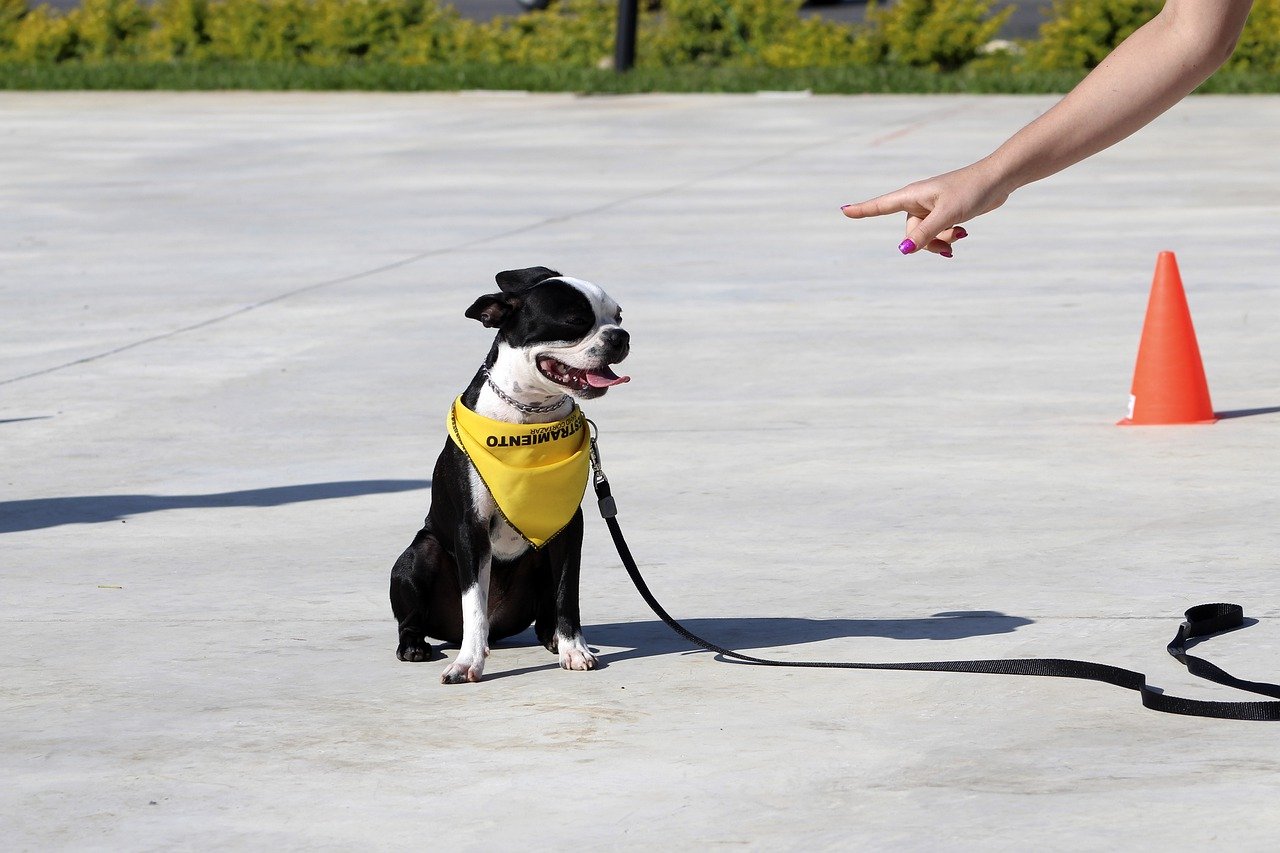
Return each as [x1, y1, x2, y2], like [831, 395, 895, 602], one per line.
[602, 327, 630, 355]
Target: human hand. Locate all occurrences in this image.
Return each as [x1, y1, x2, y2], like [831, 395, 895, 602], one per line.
[840, 161, 1012, 257]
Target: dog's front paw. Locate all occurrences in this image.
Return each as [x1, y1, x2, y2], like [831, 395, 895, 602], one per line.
[557, 634, 597, 672]
[397, 638, 434, 662]
[441, 660, 485, 684]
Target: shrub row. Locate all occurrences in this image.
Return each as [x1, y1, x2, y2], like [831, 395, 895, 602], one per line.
[1, 0, 1279, 74]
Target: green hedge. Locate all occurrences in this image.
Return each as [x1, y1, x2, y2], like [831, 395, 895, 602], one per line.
[1, 0, 1280, 86]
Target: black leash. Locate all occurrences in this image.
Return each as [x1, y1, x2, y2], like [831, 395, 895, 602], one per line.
[585, 427, 1280, 721]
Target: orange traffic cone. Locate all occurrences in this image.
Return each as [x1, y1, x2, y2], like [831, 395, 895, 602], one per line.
[1118, 251, 1217, 425]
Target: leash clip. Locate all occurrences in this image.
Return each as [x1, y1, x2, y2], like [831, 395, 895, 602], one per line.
[585, 419, 617, 519]
[586, 419, 606, 484]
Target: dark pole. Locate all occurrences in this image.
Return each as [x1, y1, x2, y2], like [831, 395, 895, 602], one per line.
[614, 0, 638, 72]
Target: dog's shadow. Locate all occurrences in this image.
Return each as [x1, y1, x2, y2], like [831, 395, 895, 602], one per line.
[469, 611, 1035, 680]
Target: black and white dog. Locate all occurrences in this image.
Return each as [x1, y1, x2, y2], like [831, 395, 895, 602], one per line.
[390, 267, 630, 684]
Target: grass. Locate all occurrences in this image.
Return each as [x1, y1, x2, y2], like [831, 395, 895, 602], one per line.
[1, 61, 1277, 94]
[0, 61, 1082, 93]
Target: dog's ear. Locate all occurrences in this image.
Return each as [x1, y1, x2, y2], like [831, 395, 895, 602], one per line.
[495, 266, 561, 295]
[465, 293, 521, 329]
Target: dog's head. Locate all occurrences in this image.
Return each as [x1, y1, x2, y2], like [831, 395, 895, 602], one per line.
[466, 266, 630, 401]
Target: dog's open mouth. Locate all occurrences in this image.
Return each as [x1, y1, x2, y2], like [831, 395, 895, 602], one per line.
[538, 357, 630, 391]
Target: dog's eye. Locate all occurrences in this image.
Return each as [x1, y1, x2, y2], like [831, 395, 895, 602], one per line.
[614, 310, 622, 324]
[567, 315, 591, 327]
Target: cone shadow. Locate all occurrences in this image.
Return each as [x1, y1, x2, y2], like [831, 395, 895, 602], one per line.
[1215, 406, 1280, 420]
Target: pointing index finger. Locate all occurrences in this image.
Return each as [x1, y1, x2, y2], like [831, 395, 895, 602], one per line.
[840, 189, 911, 219]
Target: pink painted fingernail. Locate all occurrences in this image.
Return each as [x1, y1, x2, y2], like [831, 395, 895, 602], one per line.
[940, 250, 954, 258]
[898, 239, 916, 255]
[953, 226, 968, 239]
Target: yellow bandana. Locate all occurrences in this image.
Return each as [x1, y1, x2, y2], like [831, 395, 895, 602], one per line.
[447, 397, 590, 548]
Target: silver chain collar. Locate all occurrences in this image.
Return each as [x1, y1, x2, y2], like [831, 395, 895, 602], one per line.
[482, 366, 571, 415]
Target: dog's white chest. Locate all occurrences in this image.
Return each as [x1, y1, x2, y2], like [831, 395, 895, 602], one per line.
[489, 515, 530, 561]
[469, 468, 531, 560]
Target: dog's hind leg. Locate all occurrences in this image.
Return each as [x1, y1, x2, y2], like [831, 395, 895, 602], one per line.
[390, 529, 449, 662]
[390, 552, 433, 662]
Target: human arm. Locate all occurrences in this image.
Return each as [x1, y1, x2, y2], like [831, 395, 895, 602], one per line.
[841, 0, 1255, 256]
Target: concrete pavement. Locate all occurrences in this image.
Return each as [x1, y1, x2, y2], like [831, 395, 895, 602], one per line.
[3, 92, 1280, 849]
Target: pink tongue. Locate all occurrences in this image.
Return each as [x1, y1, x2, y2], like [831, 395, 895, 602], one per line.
[585, 366, 630, 388]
